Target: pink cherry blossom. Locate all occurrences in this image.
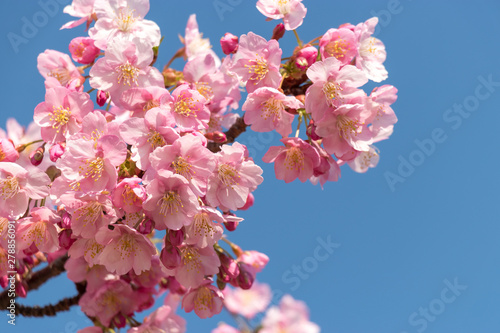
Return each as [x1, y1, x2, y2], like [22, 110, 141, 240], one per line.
[230, 32, 282, 93]
[184, 14, 221, 66]
[119, 108, 178, 170]
[220, 33, 239, 55]
[33, 87, 93, 143]
[149, 133, 216, 197]
[256, 0, 307, 31]
[37, 50, 84, 89]
[95, 224, 157, 275]
[182, 282, 224, 318]
[184, 207, 224, 248]
[305, 57, 367, 123]
[212, 324, 240, 333]
[79, 278, 135, 327]
[161, 84, 211, 130]
[355, 17, 388, 82]
[262, 137, 320, 183]
[316, 103, 375, 156]
[223, 281, 272, 319]
[111, 177, 147, 213]
[61, 0, 95, 29]
[206, 142, 263, 211]
[0, 162, 50, 219]
[366, 85, 398, 140]
[128, 305, 186, 333]
[174, 245, 220, 288]
[260, 295, 320, 333]
[69, 37, 100, 64]
[0, 139, 19, 162]
[243, 87, 303, 137]
[89, 0, 161, 50]
[142, 172, 199, 230]
[68, 237, 104, 267]
[346, 146, 380, 173]
[60, 192, 117, 238]
[319, 26, 358, 65]
[16, 207, 60, 254]
[56, 134, 127, 193]
[119, 86, 170, 117]
[89, 38, 163, 108]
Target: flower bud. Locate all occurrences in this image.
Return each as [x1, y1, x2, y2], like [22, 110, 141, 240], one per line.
[220, 33, 239, 55]
[295, 56, 309, 70]
[224, 221, 238, 232]
[296, 46, 318, 68]
[219, 254, 240, 279]
[138, 218, 155, 235]
[30, 146, 45, 166]
[96, 90, 109, 107]
[49, 142, 65, 162]
[160, 245, 182, 269]
[166, 276, 187, 295]
[69, 37, 100, 64]
[162, 68, 184, 87]
[237, 265, 254, 290]
[23, 243, 39, 256]
[168, 229, 184, 247]
[59, 211, 72, 229]
[306, 120, 321, 140]
[272, 23, 285, 41]
[239, 193, 254, 211]
[58, 229, 75, 250]
[0, 276, 8, 289]
[112, 314, 127, 329]
[212, 131, 227, 144]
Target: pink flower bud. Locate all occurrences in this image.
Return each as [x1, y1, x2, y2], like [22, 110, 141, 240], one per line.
[0, 276, 8, 289]
[166, 276, 187, 295]
[219, 254, 240, 279]
[297, 46, 318, 67]
[59, 211, 72, 229]
[138, 218, 155, 234]
[306, 120, 321, 140]
[239, 193, 254, 211]
[23, 243, 39, 256]
[112, 314, 127, 329]
[69, 37, 100, 64]
[96, 90, 109, 107]
[272, 23, 285, 41]
[160, 245, 182, 269]
[30, 146, 45, 166]
[58, 229, 75, 250]
[295, 56, 309, 70]
[168, 229, 184, 247]
[237, 265, 254, 290]
[224, 221, 238, 232]
[49, 143, 65, 162]
[220, 33, 239, 55]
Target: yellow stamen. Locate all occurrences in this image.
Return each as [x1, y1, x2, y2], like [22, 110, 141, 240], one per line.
[116, 61, 140, 86]
[158, 191, 183, 216]
[218, 163, 239, 187]
[47, 68, 72, 86]
[115, 7, 137, 32]
[337, 115, 359, 139]
[261, 98, 284, 120]
[50, 106, 71, 133]
[79, 157, 104, 182]
[322, 81, 343, 106]
[245, 56, 269, 83]
[0, 176, 20, 199]
[147, 130, 165, 149]
[172, 156, 193, 179]
[285, 147, 304, 171]
[73, 201, 102, 228]
[181, 246, 201, 273]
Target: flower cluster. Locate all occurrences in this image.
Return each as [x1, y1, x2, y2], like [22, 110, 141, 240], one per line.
[0, 0, 398, 332]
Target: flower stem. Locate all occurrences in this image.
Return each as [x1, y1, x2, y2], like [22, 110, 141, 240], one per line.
[293, 29, 303, 47]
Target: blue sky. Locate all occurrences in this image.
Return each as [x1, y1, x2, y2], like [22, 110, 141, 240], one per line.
[1, 0, 500, 332]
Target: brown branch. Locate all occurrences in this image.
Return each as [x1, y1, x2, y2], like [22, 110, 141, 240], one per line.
[207, 116, 248, 153]
[16, 282, 85, 317]
[0, 254, 69, 310]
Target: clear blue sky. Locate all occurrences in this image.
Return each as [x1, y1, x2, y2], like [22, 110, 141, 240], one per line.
[1, 0, 500, 332]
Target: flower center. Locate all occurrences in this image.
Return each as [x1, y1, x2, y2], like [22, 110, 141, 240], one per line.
[47, 68, 72, 86]
[143, 99, 160, 112]
[325, 39, 349, 60]
[322, 81, 343, 106]
[193, 212, 214, 238]
[262, 98, 284, 120]
[195, 82, 214, 101]
[115, 234, 137, 259]
[147, 130, 165, 149]
[285, 147, 304, 171]
[74, 201, 102, 227]
[277, 0, 290, 14]
[336, 115, 359, 139]
[116, 61, 140, 86]
[79, 157, 104, 182]
[23, 222, 47, 248]
[172, 156, 193, 179]
[218, 163, 239, 187]
[0, 176, 20, 199]
[159, 191, 183, 216]
[181, 246, 201, 273]
[50, 106, 71, 133]
[122, 184, 139, 206]
[84, 239, 104, 259]
[174, 92, 196, 117]
[360, 37, 379, 57]
[245, 56, 269, 83]
[115, 7, 137, 32]
[0, 148, 5, 162]
[194, 287, 215, 312]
